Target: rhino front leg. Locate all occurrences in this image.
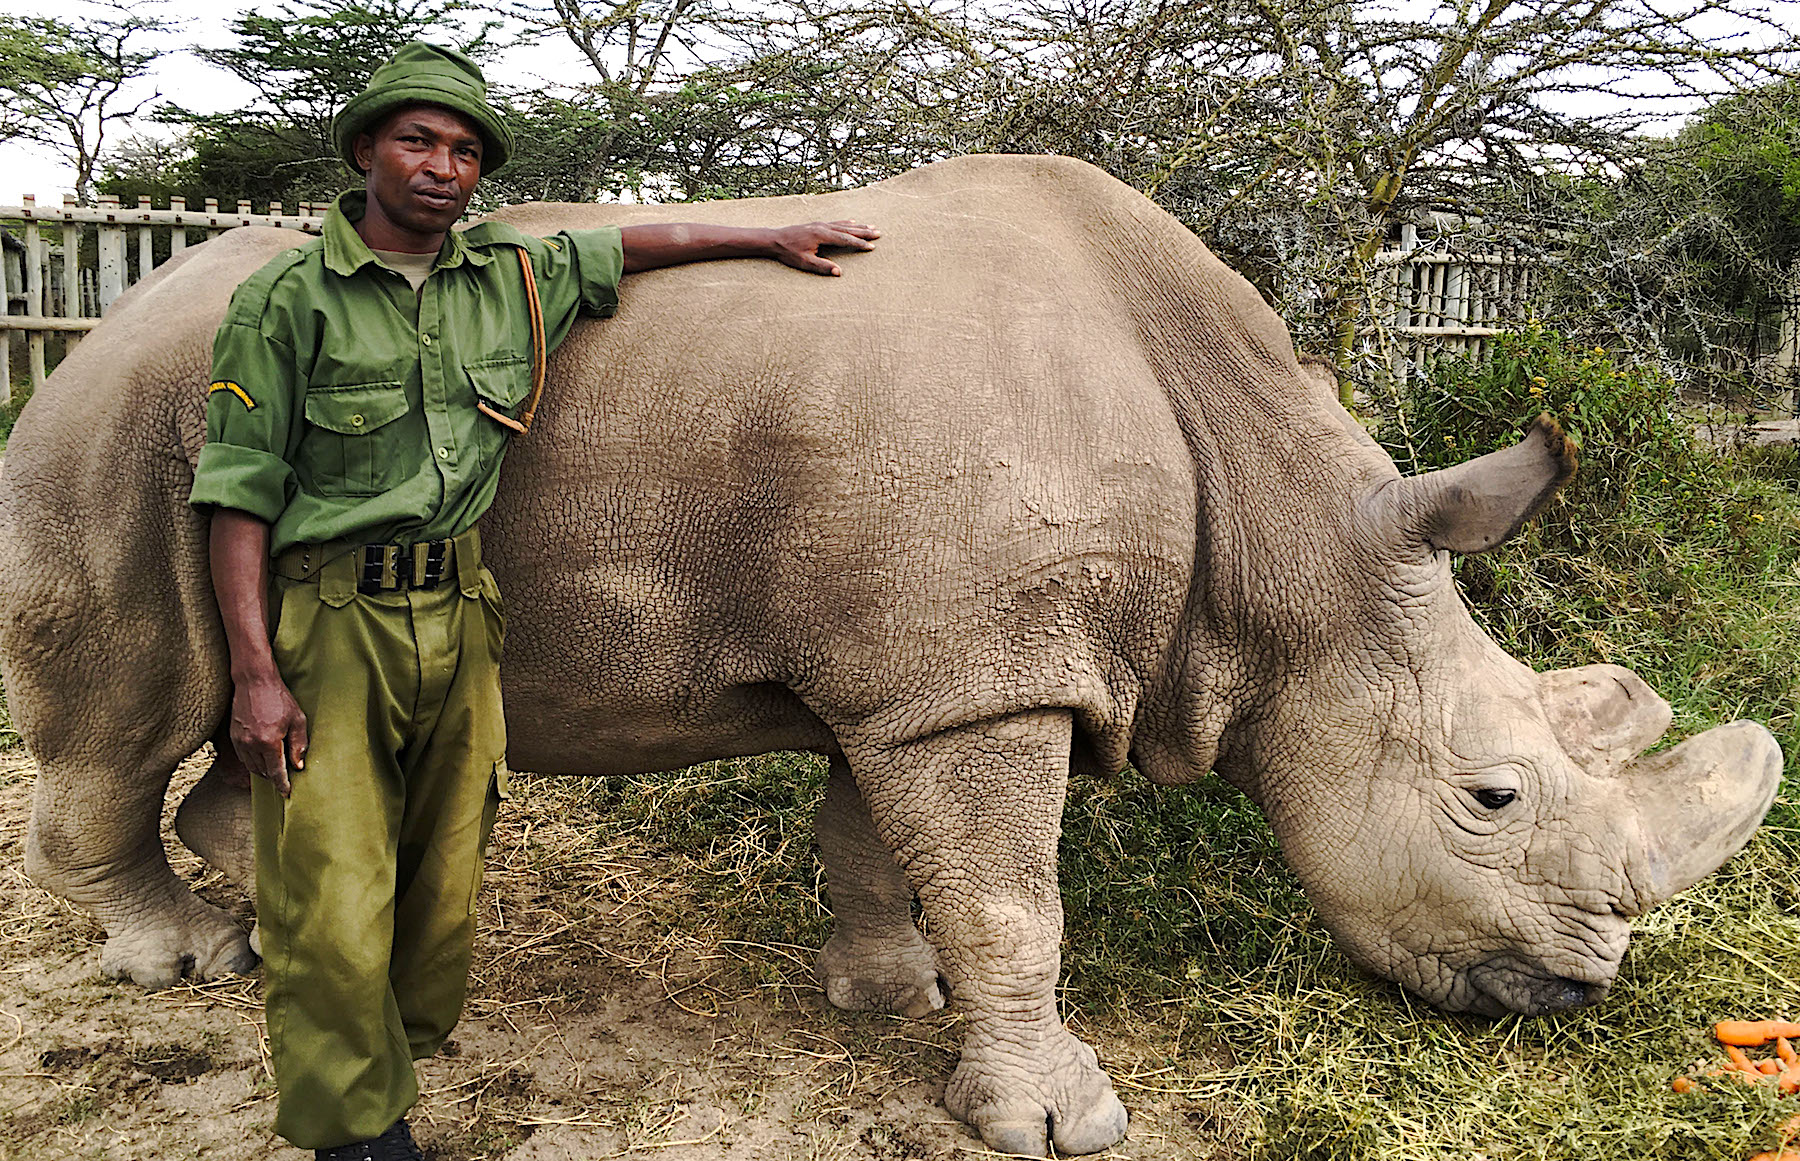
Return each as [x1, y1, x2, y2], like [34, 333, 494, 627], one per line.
[26, 744, 257, 989]
[815, 754, 947, 1018]
[847, 710, 1127, 1158]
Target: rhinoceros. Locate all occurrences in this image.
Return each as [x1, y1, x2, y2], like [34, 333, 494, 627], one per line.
[0, 155, 1782, 1157]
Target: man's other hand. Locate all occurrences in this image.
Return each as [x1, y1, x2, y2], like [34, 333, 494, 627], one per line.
[230, 668, 309, 797]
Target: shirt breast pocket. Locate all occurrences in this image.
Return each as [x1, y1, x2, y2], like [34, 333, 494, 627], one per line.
[300, 382, 412, 496]
[466, 355, 533, 416]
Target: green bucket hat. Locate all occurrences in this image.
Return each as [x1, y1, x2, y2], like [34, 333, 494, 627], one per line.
[332, 41, 513, 175]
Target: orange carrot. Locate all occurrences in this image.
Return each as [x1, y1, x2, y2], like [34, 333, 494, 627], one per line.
[1780, 1037, 1798, 1068]
[1759, 1059, 1782, 1075]
[1672, 1075, 1696, 1093]
[1781, 1065, 1800, 1096]
[1728, 1045, 1761, 1074]
[1715, 1021, 1800, 1047]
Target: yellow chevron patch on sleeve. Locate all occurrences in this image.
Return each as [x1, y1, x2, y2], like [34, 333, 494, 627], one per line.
[208, 380, 256, 410]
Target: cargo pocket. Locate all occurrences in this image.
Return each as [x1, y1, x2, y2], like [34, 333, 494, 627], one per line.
[471, 759, 511, 915]
[299, 382, 411, 495]
[269, 579, 319, 681]
[475, 568, 506, 659]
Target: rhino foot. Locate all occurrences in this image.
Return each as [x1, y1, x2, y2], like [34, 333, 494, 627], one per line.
[817, 927, 948, 1018]
[97, 889, 257, 989]
[944, 1031, 1127, 1156]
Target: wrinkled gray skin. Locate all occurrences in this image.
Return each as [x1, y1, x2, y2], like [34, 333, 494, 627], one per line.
[0, 156, 1782, 1157]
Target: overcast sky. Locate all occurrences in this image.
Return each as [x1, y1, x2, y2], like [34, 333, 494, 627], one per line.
[0, 0, 589, 201]
[1, 0, 1795, 205]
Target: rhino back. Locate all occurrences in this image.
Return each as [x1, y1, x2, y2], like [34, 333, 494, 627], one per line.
[0, 157, 1342, 781]
[484, 158, 1222, 773]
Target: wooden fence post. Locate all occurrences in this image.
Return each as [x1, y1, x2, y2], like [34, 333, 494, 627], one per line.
[137, 195, 154, 284]
[23, 197, 45, 390]
[60, 195, 78, 317]
[1, 237, 11, 408]
[97, 193, 125, 310]
[169, 196, 187, 254]
[1782, 260, 1800, 417]
[60, 195, 81, 350]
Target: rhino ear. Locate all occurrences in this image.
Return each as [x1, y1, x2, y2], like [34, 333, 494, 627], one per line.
[1539, 664, 1672, 777]
[1384, 416, 1577, 554]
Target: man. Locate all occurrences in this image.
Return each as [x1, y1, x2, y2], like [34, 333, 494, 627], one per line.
[189, 41, 878, 1161]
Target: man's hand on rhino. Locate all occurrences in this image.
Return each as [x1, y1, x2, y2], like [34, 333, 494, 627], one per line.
[619, 220, 879, 277]
[765, 221, 880, 276]
[229, 671, 308, 797]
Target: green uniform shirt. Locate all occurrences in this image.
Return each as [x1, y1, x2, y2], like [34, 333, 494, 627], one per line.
[190, 190, 623, 553]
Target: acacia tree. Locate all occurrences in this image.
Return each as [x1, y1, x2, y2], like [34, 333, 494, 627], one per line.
[149, 0, 497, 206]
[1106, 0, 1799, 403]
[0, 2, 176, 203]
[486, 0, 1011, 201]
[1599, 78, 1800, 404]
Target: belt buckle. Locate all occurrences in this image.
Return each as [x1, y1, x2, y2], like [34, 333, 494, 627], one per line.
[411, 539, 449, 590]
[358, 544, 401, 594]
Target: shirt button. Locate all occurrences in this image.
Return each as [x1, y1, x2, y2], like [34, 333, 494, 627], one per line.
[421, 334, 433, 345]
[350, 414, 364, 427]
[437, 447, 450, 459]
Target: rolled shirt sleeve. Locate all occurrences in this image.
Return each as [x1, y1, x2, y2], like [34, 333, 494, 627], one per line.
[189, 321, 300, 522]
[525, 226, 623, 351]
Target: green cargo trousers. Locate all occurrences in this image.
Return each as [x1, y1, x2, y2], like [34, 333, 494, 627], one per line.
[251, 535, 508, 1150]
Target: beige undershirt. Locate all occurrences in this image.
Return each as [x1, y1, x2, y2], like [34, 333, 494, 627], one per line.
[371, 248, 437, 293]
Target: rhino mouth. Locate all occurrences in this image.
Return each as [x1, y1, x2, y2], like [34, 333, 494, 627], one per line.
[1460, 955, 1612, 1017]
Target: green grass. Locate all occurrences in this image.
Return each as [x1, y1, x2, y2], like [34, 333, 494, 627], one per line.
[574, 753, 1798, 1157]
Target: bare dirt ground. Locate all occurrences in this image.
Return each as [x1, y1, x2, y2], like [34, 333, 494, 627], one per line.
[0, 752, 1235, 1161]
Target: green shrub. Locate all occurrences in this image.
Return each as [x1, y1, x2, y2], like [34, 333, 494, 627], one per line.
[1378, 325, 1800, 780]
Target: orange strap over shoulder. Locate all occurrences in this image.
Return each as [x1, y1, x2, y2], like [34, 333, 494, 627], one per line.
[476, 245, 547, 435]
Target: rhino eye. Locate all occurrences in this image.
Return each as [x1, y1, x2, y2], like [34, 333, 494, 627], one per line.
[1472, 788, 1517, 810]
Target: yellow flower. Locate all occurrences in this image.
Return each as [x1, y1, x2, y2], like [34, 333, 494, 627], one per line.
[1444, 436, 1456, 446]
[1528, 385, 1544, 396]
[1751, 513, 1765, 522]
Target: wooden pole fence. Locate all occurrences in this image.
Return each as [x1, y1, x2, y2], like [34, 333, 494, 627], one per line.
[0, 194, 329, 403]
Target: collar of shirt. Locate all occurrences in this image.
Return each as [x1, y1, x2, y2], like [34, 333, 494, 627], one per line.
[320, 189, 494, 279]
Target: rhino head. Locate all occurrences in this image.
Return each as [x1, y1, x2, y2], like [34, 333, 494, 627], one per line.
[1162, 415, 1784, 1017]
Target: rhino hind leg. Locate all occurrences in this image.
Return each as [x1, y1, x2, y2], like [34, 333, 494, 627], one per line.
[172, 732, 256, 893]
[815, 754, 947, 1018]
[26, 743, 257, 989]
[845, 710, 1128, 1158]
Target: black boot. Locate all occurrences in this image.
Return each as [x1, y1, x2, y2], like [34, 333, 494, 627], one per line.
[314, 1119, 424, 1161]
